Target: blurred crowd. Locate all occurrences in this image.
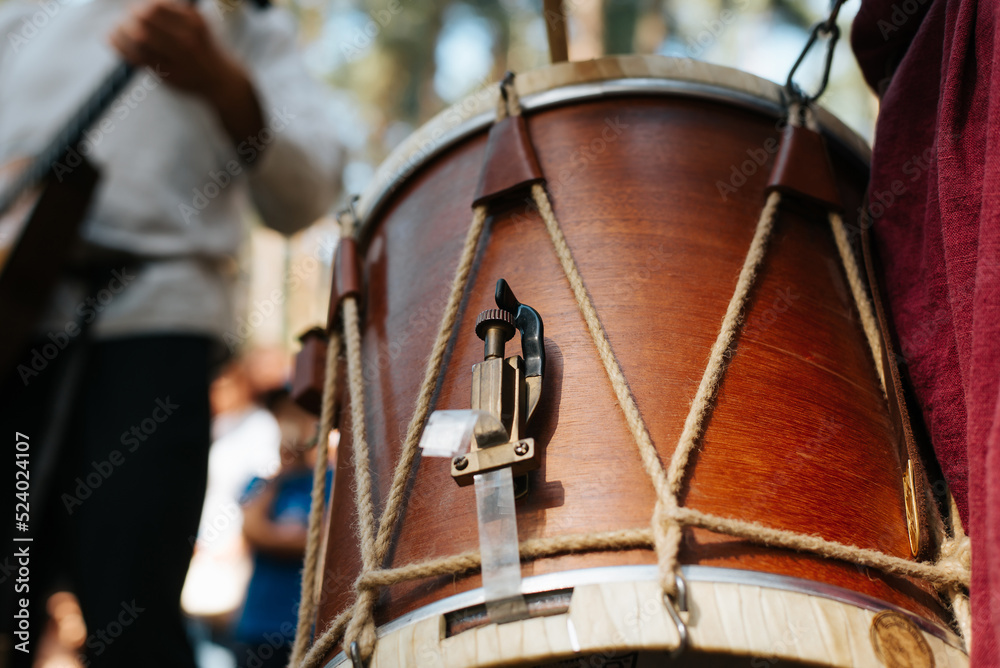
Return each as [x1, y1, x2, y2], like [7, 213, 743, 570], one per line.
[33, 348, 334, 668]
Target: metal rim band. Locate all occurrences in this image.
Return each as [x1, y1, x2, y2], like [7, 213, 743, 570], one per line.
[355, 56, 871, 233]
[322, 564, 962, 667]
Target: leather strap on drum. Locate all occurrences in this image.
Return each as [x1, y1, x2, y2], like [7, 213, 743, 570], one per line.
[291, 327, 330, 416]
[291, 211, 360, 419]
[472, 73, 545, 207]
[327, 232, 363, 331]
[765, 107, 842, 212]
[765, 123, 843, 211]
[860, 213, 933, 559]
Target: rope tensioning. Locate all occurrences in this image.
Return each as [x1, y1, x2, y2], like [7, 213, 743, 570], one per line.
[289, 329, 342, 666]
[290, 79, 972, 668]
[294, 206, 492, 668]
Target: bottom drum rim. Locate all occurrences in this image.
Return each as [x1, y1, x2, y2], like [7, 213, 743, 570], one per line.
[323, 564, 963, 667]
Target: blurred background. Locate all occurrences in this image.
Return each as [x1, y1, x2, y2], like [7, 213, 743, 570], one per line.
[23, 0, 879, 665]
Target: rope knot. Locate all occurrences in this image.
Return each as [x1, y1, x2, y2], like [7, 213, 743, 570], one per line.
[937, 533, 972, 582]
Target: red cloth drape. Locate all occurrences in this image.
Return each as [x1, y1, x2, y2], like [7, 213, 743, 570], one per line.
[852, 0, 1000, 662]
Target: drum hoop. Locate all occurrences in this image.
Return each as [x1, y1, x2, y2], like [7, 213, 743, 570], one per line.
[322, 564, 961, 667]
[355, 56, 871, 233]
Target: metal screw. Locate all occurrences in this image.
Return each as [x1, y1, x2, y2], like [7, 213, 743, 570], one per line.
[453, 456, 468, 470]
[514, 441, 529, 456]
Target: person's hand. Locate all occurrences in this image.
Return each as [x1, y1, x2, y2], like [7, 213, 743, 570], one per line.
[242, 479, 308, 558]
[110, 0, 237, 98]
[109, 0, 265, 146]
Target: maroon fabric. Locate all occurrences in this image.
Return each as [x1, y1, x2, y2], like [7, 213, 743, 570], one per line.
[852, 0, 1000, 662]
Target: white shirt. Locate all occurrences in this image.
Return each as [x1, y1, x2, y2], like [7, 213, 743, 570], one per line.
[184, 406, 281, 616]
[0, 0, 342, 339]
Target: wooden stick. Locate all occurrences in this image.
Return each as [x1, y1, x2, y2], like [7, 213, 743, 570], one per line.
[543, 0, 569, 63]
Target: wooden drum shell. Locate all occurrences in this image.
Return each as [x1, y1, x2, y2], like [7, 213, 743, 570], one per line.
[315, 57, 952, 661]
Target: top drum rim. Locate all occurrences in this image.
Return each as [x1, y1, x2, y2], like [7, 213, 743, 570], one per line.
[355, 54, 871, 231]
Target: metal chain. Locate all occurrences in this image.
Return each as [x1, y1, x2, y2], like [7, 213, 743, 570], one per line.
[785, 0, 849, 104]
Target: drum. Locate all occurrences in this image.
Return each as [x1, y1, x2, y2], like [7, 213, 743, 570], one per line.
[308, 56, 967, 667]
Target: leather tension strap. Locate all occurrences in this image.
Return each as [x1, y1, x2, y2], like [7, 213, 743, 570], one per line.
[291, 326, 329, 416]
[765, 123, 843, 211]
[472, 114, 544, 207]
[472, 75, 545, 207]
[327, 235, 363, 331]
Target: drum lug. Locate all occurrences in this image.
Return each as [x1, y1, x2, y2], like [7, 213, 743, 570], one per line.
[327, 205, 364, 331]
[450, 279, 546, 487]
[451, 437, 537, 486]
[418, 280, 547, 625]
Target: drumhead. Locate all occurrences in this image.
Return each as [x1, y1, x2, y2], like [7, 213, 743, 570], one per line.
[356, 55, 871, 228]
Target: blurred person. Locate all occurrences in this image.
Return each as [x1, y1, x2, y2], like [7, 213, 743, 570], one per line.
[29, 593, 86, 668]
[231, 388, 327, 668]
[181, 357, 284, 636]
[0, 0, 341, 665]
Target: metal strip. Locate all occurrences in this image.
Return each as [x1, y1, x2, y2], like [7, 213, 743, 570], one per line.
[473, 467, 528, 623]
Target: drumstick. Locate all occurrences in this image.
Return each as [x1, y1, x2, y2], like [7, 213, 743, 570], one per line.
[543, 0, 569, 63]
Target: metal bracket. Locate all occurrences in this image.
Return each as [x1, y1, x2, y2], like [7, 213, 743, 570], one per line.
[449, 280, 545, 488]
[451, 438, 536, 486]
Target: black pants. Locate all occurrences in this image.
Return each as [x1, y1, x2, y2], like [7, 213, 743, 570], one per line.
[2, 335, 212, 667]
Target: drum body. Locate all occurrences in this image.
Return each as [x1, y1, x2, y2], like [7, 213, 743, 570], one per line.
[315, 57, 963, 666]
